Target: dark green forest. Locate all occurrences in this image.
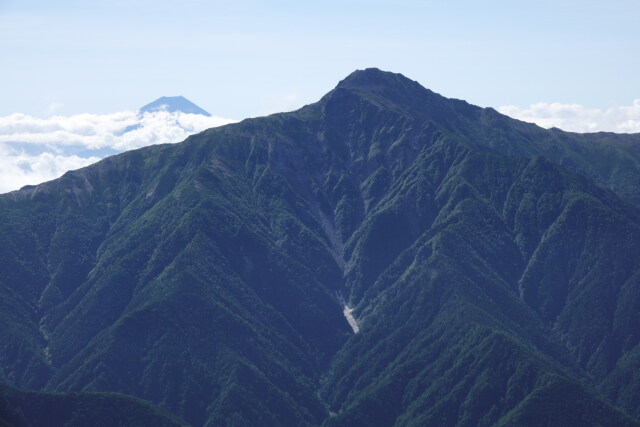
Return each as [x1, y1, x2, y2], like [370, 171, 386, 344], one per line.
[2, 69, 640, 426]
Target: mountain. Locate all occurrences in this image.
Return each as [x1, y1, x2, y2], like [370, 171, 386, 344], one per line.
[0, 382, 186, 427]
[1, 68, 640, 425]
[139, 96, 212, 116]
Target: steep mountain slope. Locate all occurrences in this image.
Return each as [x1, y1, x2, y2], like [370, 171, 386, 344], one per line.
[0, 141, 350, 425]
[0, 382, 185, 427]
[1, 68, 640, 425]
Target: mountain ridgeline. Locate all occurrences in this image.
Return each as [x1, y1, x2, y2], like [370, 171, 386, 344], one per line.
[2, 69, 640, 426]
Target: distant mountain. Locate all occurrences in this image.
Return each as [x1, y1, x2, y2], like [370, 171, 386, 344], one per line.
[139, 96, 212, 116]
[1, 69, 640, 425]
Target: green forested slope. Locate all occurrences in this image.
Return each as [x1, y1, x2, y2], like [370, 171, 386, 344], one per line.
[1, 68, 640, 425]
[0, 382, 186, 426]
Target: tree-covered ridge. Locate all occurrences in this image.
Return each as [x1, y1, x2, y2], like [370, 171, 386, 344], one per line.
[0, 382, 186, 426]
[1, 68, 640, 425]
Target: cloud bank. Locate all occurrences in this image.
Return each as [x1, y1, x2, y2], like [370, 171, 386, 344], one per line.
[0, 111, 235, 194]
[3, 100, 640, 194]
[499, 100, 640, 133]
[0, 144, 101, 194]
[0, 111, 234, 151]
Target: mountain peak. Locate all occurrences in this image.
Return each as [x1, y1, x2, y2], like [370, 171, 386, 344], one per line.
[326, 68, 478, 124]
[139, 96, 211, 116]
[328, 68, 434, 116]
[336, 68, 419, 91]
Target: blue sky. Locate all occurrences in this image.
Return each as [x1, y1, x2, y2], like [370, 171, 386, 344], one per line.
[2, 0, 639, 117]
[1, 0, 640, 193]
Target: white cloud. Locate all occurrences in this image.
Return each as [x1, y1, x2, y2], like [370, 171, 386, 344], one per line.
[498, 100, 640, 133]
[0, 111, 236, 194]
[0, 143, 101, 193]
[0, 111, 235, 150]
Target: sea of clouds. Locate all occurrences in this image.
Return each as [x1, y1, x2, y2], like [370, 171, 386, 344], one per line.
[1, 100, 640, 194]
[498, 100, 640, 134]
[0, 111, 235, 193]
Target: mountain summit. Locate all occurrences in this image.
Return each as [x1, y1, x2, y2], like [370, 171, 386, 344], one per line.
[2, 69, 640, 426]
[139, 95, 211, 116]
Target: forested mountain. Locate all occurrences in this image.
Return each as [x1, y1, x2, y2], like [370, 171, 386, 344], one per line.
[2, 68, 640, 426]
[0, 382, 185, 427]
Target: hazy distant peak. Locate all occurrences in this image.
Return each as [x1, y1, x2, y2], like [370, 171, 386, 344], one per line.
[139, 96, 211, 116]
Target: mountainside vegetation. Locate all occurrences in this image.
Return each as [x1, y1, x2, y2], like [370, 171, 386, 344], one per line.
[1, 68, 640, 425]
[0, 382, 185, 427]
